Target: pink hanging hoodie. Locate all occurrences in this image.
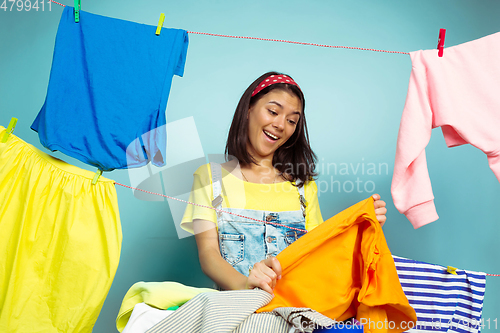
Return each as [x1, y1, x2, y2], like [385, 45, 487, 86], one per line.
[391, 31, 500, 229]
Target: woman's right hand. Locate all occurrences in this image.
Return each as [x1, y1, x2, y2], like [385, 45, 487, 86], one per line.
[245, 257, 282, 295]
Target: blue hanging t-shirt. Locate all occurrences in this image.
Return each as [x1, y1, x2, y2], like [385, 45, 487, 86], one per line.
[31, 6, 189, 171]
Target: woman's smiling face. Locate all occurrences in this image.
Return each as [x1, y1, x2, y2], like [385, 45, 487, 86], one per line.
[246, 89, 302, 161]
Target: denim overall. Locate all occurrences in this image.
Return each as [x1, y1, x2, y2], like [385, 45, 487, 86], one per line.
[210, 162, 307, 276]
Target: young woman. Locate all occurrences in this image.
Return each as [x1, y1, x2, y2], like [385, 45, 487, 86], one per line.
[181, 72, 387, 295]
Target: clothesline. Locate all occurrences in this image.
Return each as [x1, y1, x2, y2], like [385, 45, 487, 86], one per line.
[114, 181, 308, 234]
[47, 0, 410, 56]
[114, 182, 500, 277]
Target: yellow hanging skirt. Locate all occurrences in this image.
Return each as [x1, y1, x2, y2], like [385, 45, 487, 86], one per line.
[0, 126, 122, 332]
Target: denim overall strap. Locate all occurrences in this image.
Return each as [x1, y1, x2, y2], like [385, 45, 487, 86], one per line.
[210, 162, 223, 217]
[295, 179, 306, 217]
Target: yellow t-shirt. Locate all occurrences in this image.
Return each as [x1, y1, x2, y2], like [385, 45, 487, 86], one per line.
[180, 163, 323, 233]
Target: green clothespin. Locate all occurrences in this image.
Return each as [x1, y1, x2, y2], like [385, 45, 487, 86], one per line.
[1, 117, 18, 143]
[74, 0, 81, 23]
[155, 13, 165, 35]
[447, 266, 458, 275]
[92, 169, 102, 185]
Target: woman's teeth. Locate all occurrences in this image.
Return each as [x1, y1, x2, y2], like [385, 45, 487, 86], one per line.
[264, 131, 278, 140]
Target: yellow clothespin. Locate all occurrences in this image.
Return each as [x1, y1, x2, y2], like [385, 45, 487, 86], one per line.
[92, 169, 103, 185]
[1, 117, 18, 143]
[447, 266, 458, 275]
[156, 13, 165, 36]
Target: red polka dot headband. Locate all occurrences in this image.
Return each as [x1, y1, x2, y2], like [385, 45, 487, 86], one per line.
[251, 74, 301, 97]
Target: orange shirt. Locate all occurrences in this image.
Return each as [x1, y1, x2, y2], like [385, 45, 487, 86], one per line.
[257, 197, 417, 333]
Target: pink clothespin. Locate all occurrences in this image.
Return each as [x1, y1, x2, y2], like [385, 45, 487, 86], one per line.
[437, 28, 446, 57]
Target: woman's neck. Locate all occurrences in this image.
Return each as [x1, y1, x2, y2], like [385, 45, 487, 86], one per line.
[248, 159, 273, 171]
[244, 151, 274, 172]
[239, 156, 283, 184]
[244, 144, 274, 170]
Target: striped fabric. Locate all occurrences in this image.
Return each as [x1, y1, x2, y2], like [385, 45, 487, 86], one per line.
[232, 313, 291, 332]
[145, 289, 341, 333]
[145, 289, 273, 333]
[394, 256, 486, 333]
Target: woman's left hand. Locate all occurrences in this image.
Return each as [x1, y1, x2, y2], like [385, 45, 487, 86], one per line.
[372, 194, 387, 227]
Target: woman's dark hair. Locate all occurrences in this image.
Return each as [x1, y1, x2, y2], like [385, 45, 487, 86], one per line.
[225, 71, 317, 186]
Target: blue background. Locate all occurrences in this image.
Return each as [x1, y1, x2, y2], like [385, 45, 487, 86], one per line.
[1, 1, 499, 332]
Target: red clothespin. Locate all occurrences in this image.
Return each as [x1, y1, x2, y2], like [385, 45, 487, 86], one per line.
[437, 28, 446, 57]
